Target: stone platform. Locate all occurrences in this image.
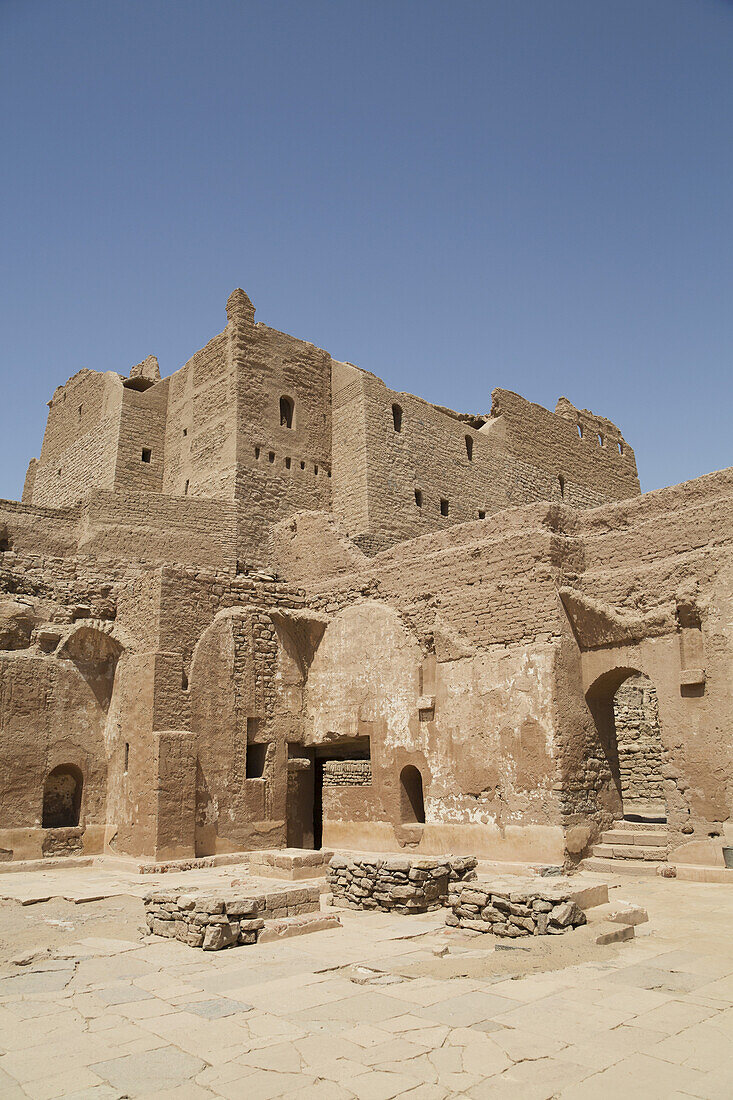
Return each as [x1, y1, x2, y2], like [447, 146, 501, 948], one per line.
[143, 880, 323, 950]
[328, 852, 478, 913]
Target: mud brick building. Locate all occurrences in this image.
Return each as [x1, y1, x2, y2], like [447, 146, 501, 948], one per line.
[0, 289, 730, 874]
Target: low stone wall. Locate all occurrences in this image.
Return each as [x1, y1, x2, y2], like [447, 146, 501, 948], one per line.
[328, 853, 477, 913]
[447, 877, 590, 937]
[41, 826, 85, 857]
[143, 882, 321, 950]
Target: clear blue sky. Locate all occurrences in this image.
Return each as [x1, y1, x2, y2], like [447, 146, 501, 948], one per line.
[1, 0, 731, 498]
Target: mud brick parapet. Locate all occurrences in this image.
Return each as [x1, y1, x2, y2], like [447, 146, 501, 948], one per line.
[447, 877, 594, 937]
[328, 853, 478, 913]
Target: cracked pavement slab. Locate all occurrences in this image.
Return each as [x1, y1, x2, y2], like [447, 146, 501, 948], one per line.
[0, 866, 732, 1097]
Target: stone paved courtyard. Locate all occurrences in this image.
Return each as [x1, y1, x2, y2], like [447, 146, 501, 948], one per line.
[0, 865, 732, 1099]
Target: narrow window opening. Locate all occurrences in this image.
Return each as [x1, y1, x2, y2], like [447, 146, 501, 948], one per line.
[598, 432, 604, 447]
[279, 395, 294, 428]
[184, 479, 189, 495]
[300, 461, 305, 470]
[285, 457, 291, 470]
[392, 403, 403, 432]
[124, 743, 129, 774]
[558, 475, 565, 498]
[246, 742, 268, 779]
[618, 440, 624, 455]
[478, 509, 486, 519]
[268, 451, 275, 463]
[78, 405, 83, 418]
[255, 446, 260, 459]
[440, 498, 449, 517]
[327, 468, 331, 477]
[414, 489, 423, 507]
[182, 427, 188, 437]
[182, 666, 189, 690]
[141, 448, 152, 463]
[314, 464, 318, 475]
[577, 424, 583, 439]
[465, 435, 473, 461]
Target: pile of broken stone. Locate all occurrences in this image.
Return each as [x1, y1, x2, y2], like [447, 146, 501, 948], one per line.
[143, 891, 263, 950]
[328, 853, 478, 913]
[447, 878, 587, 937]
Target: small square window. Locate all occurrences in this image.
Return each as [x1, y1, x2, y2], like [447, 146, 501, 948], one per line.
[141, 448, 152, 463]
[478, 510, 485, 519]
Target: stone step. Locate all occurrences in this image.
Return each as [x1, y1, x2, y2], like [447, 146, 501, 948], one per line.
[591, 844, 667, 861]
[593, 920, 636, 946]
[580, 856, 663, 877]
[584, 901, 649, 927]
[601, 829, 668, 847]
[247, 848, 333, 880]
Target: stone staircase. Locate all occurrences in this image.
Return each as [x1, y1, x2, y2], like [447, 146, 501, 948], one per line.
[581, 818, 669, 876]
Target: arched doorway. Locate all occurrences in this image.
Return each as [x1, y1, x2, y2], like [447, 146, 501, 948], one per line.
[42, 764, 83, 828]
[586, 668, 666, 823]
[400, 765, 425, 824]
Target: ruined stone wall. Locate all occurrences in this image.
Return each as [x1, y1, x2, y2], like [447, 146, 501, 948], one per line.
[114, 381, 169, 495]
[330, 362, 638, 549]
[613, 674, 665, 806]
[107, 564, 309, 858]
[161, 332, 236, 501]
[564, 468, 733, 856]
[30, 370, 123, 507]
[493, 389, 639, 503]
[232, 296, 333, 564]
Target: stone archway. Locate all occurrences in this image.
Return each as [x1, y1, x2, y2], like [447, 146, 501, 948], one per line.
[586, 666, 666, 823]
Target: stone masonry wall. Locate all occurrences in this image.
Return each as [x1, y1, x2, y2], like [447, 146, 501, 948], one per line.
[614, 674, 665, 805]
[447, 877, 588, 937]
[322, 760, 372, 786]
[143, 882, 320, 949]
[328, 853, 478, 913]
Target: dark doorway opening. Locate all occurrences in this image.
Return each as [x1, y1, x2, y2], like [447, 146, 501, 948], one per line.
[304, 738, 371, 849]
[42, 764, 83, 828]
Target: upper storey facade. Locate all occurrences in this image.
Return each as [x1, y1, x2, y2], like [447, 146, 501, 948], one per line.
[22, 289, 640, 561]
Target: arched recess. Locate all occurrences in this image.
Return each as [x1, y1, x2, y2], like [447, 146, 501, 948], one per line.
[188, 608, 259, 856]
[305, 601, 424, 848]
[57, 625, 123, 710]
[586, 665, 666, 823]
[400, 765, 425, 824]
[42, 763, 83, 828]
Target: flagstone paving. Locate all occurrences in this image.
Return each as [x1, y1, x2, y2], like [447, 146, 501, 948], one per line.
[0, 868, 732, 1098]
